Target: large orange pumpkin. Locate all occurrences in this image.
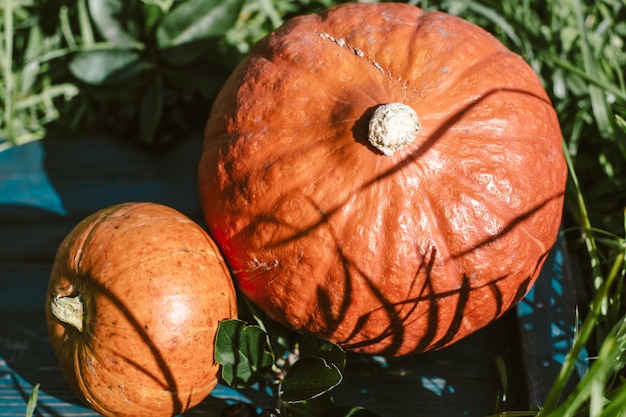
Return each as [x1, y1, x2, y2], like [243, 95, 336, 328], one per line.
[46, 202, 237, 417]
[198, 3, 567, 356]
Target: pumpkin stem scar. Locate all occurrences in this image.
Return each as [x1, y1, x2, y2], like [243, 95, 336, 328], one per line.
[368, 102, 421, 155]
[318, 32, 389, 75]
[51, 294, 84, 332]
[246, 257, 279, 272]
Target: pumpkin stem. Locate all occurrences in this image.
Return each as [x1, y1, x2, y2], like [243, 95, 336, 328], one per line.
[368, 102, 420, 155]
[51, 294, 84, 332]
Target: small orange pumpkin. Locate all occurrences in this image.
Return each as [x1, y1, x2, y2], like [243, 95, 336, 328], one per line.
[46, 202, 237, 416]
[198, 3, 567, 356]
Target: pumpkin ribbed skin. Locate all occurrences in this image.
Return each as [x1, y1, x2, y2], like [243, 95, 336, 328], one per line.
[46, 202, 237, 416]
[198, 3, 566, 356]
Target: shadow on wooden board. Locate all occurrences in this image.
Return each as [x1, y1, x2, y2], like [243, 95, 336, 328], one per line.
[0, 135, 205, 314]
[0, 135, 586, 416]
[0, 310, 525, 417]
[517, 235, 588, 408]
[0, 134, 204, 219]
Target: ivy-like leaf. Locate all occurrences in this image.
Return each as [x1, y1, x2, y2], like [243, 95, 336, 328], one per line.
[215, 319, 274, 389]
[280, 357, 343, 403]
[298, 334, 346, 373]
[88, 0, 138, 46]
[69, 50, 143, 85]
[157, 0, 243, 48]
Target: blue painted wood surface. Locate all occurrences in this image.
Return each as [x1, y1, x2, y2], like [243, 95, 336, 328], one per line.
[0, 135, 585, 416]
[517, 235, 588, 407]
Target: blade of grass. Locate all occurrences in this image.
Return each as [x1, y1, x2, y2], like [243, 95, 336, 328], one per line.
[608, 209, 626, 329]
[596, 380, 626, 417]
[539, 141, 608, 413]
[563, 363, 626, 417]
[462, 0, 522, 49]
[573, 0, 614, 140]
[257, 0, 283, 29]
[562, 140, 604, 306]
[25, 383, 39, 417]
[540, 250, 625, 415]
[3, 0, 15, 142]
[545, 304, 626, 417]
[543, 53, 626, 103]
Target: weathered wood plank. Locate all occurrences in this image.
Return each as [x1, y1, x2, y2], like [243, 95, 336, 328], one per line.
[0, 311, 522, 417]
[0, 134, 204, 221]
[516, 236, 587, 408]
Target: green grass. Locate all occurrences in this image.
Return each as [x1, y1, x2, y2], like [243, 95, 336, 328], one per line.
[449, 0, 626, 414]
[4, 0, 626, 416]
[24, 383, 39, 417]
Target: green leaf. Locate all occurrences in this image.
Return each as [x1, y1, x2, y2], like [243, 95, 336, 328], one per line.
[156, 0, 244, 48]
[141, 2, 166, 34]
[215, 319, 274, 389]
[69, 50, 143, 85]
[238, 294, 297, 363]
[298, 334, 346, 373]
[280, 357, 343, 403]
[139, 76, 164, 144]
[616, 115, 626, 132]
[88, 0, 138, 46]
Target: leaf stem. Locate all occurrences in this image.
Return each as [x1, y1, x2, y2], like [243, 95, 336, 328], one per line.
[77, 0, 95, 45]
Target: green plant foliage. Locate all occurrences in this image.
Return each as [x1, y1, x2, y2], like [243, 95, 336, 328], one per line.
[1, 0, 346, 147]
[64, 0, 245, 144]
[69, 49, 143, 84]
[215, 318, 275, 389]
[156, 0, 243, 50]
[297, 334, 346, 373]
[215, 314, 380, 416]
[3, 1, 626, 415]
[87, 0, 140, 46]
[279, 357, 343, 403]
[1, 0, 81, 148]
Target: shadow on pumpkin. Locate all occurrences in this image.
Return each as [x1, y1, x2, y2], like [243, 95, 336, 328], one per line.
[233, 86, 565, 357]
[66, 273, 195, 415]
[305, 198, 554, 356]
[0, 136, 232, 416]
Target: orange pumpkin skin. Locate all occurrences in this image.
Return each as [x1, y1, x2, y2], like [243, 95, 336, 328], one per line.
[198, 3, 567, 356]
[45, 202, 237, 417]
